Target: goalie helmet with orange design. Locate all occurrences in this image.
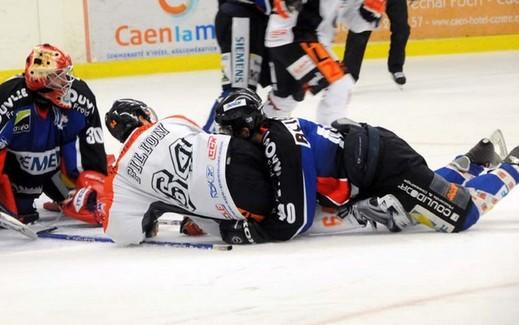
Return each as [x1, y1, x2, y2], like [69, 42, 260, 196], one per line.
[24, 43, 74, 109]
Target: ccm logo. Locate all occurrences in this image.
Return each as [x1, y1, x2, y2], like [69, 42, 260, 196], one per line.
[208, 136, 217, 160]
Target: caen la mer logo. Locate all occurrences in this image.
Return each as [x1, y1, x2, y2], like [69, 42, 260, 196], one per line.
[13, 109, 31, 134]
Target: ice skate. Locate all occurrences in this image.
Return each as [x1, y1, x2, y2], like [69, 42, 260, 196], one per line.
[466, 129, 508, 169]
[391, 71, 406, 86]
[504, 146, 519, 166]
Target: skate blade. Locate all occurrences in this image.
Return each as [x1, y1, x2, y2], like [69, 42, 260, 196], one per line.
[488, 129, 508, 160]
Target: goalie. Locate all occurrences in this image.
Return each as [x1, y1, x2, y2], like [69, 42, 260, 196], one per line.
[0, 44, 107, 225]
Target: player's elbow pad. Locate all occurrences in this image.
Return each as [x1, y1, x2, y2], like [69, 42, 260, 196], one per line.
[219, 219, 271, 244]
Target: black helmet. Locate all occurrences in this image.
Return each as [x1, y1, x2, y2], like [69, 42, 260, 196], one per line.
[215, 88, 265, 137]
[105, 98, 157, 143]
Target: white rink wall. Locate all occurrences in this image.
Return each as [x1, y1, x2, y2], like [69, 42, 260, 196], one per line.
[0, 0, 85, 70]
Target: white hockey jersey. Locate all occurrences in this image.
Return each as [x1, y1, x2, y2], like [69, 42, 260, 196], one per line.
[265, 0, 342, 48]
[103, 116, 245, 245]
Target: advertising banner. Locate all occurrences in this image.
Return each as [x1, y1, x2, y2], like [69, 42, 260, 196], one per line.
[85, 0, 219, 62]
[85, 0, 518, 62]
[335, 0, 519, 43]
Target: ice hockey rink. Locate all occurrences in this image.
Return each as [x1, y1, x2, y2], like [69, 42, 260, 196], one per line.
[1, 51, 519, 324]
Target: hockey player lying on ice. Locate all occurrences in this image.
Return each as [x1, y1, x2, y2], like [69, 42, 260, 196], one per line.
[63, 92, 519, 245]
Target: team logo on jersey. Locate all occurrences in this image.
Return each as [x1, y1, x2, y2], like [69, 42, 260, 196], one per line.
[53, 108, 69, 130]
[170, 138, 193, 181]
[12, 109, 31, 134]
[13, 147, 60, 175]
[215, 204, 233, 220]
[69, 88, 95, 117]
[207, 136, 217, 160]
[158, 0, 198, 17]
[206, 165, 218, 198]
[152, 169, 196, 211]
[11, 184, 42, 195]
[0, 88, 29, 124]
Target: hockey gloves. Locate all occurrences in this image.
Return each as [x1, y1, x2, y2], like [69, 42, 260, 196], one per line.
[359, 0, 386, 25]
[219, 219, 271, 244]
[180, 217, 206, 236]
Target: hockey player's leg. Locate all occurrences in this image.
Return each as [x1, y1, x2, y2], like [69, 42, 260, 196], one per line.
[460, 147, 519, 226]
[263, 90, 301, 118]
[316, 74, 356, 125]
[262, 59, 305, 118]
[13, 197, 39, 224]
[435, 130, 507, 185]
[205, 5, 266, 132]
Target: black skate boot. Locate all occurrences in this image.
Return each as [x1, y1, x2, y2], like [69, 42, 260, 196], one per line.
[391, 72, 406, 86]
[504, 146, 519, 166]
[465, 138, 502, 168]
[451, 130, 507, 172]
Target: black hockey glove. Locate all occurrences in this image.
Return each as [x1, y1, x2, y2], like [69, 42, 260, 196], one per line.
[219, 219, 271, 244]
[358, 6, 381, 24]
[285, 0, 303, 12]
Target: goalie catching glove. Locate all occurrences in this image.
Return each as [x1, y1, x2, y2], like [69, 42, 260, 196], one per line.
[61, 170, 106, 225]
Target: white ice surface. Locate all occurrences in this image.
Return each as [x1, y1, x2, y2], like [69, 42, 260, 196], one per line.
[1, 51, 519, 324]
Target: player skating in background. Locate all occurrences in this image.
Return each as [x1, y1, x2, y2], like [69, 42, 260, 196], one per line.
[213, 88, 519, 236]
[263, 0, 386, 125]
[0, 44, 107, 224]
[203, 0, 304, 132]
[342, 0, 410, 85]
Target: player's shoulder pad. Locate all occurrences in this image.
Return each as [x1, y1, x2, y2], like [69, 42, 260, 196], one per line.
[69, 78, 97, 117]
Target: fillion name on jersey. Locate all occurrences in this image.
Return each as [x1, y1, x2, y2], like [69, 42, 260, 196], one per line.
[127, 123, 170, 184]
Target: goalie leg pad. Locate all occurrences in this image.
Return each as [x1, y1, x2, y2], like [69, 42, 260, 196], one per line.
[0, 174, 18, 215]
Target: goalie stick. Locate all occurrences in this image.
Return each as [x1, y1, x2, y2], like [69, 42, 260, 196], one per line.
[36, 228, 232, 251]
[0, 211, 37, 239]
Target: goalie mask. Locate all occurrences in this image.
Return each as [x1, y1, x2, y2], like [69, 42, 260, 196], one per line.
[105, 98, 158, 143]
[24, 44, 74, 109]
[215, 88, 265, 138]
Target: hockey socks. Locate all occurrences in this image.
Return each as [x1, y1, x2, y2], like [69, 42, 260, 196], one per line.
[464, 162, 519, 217]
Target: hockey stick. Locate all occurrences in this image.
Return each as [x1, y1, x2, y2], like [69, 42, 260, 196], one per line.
[36, 229, 232, 251]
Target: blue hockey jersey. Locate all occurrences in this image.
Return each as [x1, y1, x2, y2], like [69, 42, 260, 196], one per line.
[0, 75, 107, 197]
[258, 117, 345, 240]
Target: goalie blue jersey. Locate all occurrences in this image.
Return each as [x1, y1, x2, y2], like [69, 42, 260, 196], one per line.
[0, 75, 107, 197]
